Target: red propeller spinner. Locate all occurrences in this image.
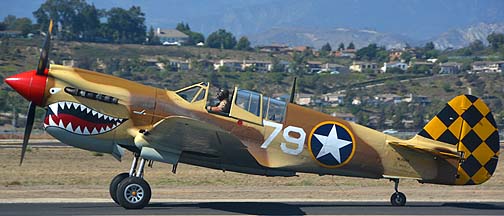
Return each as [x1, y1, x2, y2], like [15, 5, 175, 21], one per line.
[4, 69, 48, 106]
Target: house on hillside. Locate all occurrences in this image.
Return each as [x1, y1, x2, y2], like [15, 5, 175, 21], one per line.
[332, 49, 356, 58]
[288, 46, 314, 55]
[439, 62, 462, 74]
[321, 63, 347, 74]
[307, 61, 323, 73]
[471, 61, 504, 73]
[242, 60, 273, 72]
[323, 92, 346, 105]
[257, 44, 289, 53]
[155, 28, 188, 45]
[213, 59, 243, 72]
[374, 93, 403, 104]
[167, 58, 191, 71]
[403, 94, 431, 105]
[380, 61, 408, 73]
[350, 61, 379, 73]
[296, 93, 314, 105]
[388, 49, 404, 61]
[331, 112, 357, 122]
[0, 30, 22, 38]
[409, 61, 434, 73]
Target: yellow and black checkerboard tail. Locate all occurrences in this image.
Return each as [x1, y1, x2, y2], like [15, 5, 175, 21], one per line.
[418, 95, 499, 185]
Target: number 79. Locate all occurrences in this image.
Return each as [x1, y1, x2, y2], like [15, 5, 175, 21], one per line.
[260, 120, 306, 155]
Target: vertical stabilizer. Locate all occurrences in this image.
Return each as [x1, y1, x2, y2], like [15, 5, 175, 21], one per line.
[418, 95, 499, 185]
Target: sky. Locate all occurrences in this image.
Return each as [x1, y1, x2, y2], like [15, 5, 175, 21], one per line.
[1, 0, 503, 40]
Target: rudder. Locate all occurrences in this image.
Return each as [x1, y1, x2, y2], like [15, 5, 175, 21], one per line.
[418, 94, 500, 185]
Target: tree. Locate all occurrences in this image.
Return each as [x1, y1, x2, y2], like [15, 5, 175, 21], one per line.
[176, 22, 190, 32]
[3, 15, 17, 30]
[270, 57, 285, 72]
[235, 36, 251, 51]
[2, 15, 33, 35]
[206, 29, 236, 49]
[33, 0, 88, 40]
[338, 42, 345, 51]
[356, 43, 387, 61]
[469, 39, 485, 52]
[146, 26, 160, 45]
[321, 42, 332, 52]
[289, 52, 308, 76]
[387, 67, 405, 74]
[400, 52, 412, 62]
[487, 32, 504, 50]
[320, 42, 332, 56]
[188, 31, 204, 44]
[33, 0, 101, 41]
[347, 42, 355, 50]
[424, 41, 435, 50]
[175, 22, 204, 45]
[13, 18, 33, 35]
[105, 6, 146, 44]
[73, 3, 100, 41]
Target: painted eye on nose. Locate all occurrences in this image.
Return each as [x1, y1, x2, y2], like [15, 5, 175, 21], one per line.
[49, 87, 61, 95]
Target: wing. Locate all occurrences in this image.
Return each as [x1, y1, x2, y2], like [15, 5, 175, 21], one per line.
[134, 116, 224, 164]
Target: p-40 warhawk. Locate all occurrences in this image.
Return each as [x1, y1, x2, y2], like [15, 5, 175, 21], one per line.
[5, 21, 500, 209]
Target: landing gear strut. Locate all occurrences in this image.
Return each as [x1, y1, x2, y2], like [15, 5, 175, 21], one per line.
[109, 153, 152, 209]
[390, 179, 406, 206]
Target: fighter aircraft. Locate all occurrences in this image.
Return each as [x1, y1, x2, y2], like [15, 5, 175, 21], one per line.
[4, 21, 500, 209]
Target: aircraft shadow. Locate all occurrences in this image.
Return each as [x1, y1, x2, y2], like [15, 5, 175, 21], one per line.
[148, 202, 306, 215]
[147, 201, 504, 215]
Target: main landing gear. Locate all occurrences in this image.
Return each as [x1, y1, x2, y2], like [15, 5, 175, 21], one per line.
[109, 154, 151, 209]
[390, 179, 406, 206]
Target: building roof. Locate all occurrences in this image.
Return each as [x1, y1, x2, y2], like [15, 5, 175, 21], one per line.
[156, 29, 188, 38]
[411, 61, 434, 65]
[257, 44, 289, 49]
[352, 61, 377, 65]
[440, 62, 462, 67]
[331, 112, 355, 118]
[472, 61, 504, 65]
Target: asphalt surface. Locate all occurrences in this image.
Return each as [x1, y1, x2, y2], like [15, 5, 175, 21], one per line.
[1, 202, 504, 215]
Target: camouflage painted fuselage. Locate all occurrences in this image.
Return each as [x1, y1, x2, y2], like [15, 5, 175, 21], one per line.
[41, 64, 499, 186]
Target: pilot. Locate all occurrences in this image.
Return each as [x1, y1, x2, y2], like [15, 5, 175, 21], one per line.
[207, 89, 230, 113]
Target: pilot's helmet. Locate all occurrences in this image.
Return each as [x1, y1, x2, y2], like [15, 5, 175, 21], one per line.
[217, 89, 229, 100]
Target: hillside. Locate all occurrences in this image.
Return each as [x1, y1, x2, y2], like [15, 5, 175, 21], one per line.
[1, 38, 504, 131]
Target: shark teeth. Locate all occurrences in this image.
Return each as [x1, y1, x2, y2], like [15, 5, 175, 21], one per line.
[83, 127, 90, 135]
[49, 115, 57, 126]
[49, 103, 59, 116]
[45, 101, 126, 136]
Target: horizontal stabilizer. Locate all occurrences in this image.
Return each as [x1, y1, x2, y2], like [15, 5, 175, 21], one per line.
[388, 140, 462, 160]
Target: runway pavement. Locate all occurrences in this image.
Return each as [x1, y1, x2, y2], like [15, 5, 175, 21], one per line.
[1, 201, 503, 215]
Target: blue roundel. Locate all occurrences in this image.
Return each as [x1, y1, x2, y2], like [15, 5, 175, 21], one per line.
[309, 122, 355, 167]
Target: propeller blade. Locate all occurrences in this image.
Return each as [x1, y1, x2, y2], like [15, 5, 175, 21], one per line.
[20, 102, 36, 165]
[36, 19, 54, 75]
[289, 77, 297, 103]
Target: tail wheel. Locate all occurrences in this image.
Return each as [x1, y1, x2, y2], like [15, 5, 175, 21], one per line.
[390, 192, 406, 206]
[109, 173, 129, 205]
[116, 177, 151, 209]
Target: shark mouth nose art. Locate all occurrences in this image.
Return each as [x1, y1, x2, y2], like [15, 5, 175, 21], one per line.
[44, 101, 126, 135]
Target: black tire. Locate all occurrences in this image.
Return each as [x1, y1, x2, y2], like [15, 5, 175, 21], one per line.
[109, 173, 129, 205]
[390, 192, 406, 206]
[116, 177, 151, 209]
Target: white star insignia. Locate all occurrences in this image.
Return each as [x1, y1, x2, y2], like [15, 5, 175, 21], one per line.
[314, 125, 352, 163]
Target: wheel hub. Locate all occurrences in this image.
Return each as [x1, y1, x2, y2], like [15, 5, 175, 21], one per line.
[124, 183, 144, 204]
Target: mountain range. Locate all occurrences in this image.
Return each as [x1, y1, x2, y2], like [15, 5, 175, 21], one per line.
[2, 0, 504, 49]
[249, 22, 504, 50]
